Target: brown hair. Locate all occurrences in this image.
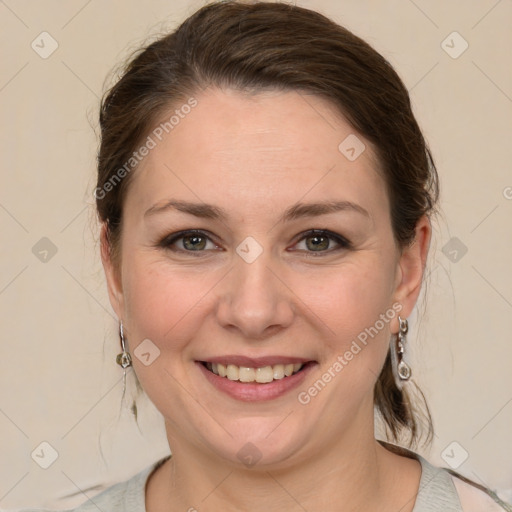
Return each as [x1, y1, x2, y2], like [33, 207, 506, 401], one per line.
[97, 0, 438, 446]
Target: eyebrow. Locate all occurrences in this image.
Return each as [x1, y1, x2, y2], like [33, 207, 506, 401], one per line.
[144, 199, 370, 222]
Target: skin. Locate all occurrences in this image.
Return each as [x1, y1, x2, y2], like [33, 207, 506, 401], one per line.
[101, 87, 431, 511]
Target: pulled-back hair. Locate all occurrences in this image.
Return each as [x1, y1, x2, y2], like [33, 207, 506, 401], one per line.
[97, 0, 438, 447]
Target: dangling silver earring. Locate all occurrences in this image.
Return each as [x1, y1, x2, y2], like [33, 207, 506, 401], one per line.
[396, 315, 411, 381]
[116, 322, 132, 409]
[116, 322, 132, 369]
[391, 315, 412, 388]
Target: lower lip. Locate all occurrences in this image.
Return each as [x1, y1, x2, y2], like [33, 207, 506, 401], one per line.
[196, 362, 316, 402]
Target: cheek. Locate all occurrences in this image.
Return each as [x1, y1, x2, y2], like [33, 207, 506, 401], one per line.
[122, 248, 397, 351]
[299, 260, 396, 400]
[121, 254, 204, 355]
[120, 256, 210, 413]
[298, 258, 396, 344]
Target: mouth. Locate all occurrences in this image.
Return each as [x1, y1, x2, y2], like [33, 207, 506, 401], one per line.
[196, 357, 316, 401]
[200, 361, 308, 383]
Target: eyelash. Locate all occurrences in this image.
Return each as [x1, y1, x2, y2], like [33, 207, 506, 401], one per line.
[157, 229, 352, 257]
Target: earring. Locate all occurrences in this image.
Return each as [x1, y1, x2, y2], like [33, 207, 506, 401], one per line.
[116, 322, 132, 410]
[116, 322, 132, 369]
[396, 315, 411, 381]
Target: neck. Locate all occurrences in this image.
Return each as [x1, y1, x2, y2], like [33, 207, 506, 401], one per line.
[151, 420, 408, 511]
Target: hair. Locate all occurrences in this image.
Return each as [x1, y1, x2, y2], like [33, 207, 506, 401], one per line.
[97, 0, 438, 447]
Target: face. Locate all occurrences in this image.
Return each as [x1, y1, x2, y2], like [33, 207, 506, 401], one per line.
[103, 87, 429, 468]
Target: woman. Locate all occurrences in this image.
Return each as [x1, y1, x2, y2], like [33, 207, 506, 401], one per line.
[19, 1, 510, 511]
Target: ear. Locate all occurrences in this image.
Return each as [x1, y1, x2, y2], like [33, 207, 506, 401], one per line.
[390, 215, 431, 333]
[100, 223, 124, 319]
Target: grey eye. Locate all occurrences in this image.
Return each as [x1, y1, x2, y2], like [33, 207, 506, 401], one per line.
[181, 234, 208, 250]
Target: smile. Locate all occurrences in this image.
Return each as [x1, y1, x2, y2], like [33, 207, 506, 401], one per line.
[197, 358, 316, 401]
[203, 362, 304, 383]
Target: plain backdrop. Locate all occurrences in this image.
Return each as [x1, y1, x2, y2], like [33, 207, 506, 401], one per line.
[1, 0, 511, 509]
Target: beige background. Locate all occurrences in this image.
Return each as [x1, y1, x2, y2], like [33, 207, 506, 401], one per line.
[1, 0, 511, 509]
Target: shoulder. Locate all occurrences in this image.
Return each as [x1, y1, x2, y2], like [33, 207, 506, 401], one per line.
[449, 471, 511, 512]
[379, 441, 510, 512]
[414, 453, 510, 512]
[10, 456, 171, 512]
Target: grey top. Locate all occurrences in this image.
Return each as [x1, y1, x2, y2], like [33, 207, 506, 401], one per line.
[13, 452, 510, 512]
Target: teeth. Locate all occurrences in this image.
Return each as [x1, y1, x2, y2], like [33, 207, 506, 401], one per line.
[256, 366, 274, 383]
[239, 367, 256, 382]
[273, 364, 285, 379]
[226, 364, 239, 380]
[217, 363, 227, 377]
[206, 362, 304, 383]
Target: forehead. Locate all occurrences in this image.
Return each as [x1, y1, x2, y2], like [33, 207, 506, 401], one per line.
[126, 87, 389, 222]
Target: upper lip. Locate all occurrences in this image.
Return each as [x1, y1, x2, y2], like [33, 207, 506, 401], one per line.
[199, 356, 314, 367]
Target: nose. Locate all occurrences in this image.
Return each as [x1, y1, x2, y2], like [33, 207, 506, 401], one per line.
[215, 248, 295, 340]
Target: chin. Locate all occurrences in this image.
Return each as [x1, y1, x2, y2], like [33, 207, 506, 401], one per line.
[196, 415, 313, 470]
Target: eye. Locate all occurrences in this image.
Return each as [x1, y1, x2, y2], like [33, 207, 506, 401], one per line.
[158, 230, 220, 254]
[158, 228, 351, 257]
[291, 229, 351, 255]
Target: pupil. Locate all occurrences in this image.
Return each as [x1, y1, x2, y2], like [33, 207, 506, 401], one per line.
[184, 235, 205, 250]
[308, 235, 328, 251]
